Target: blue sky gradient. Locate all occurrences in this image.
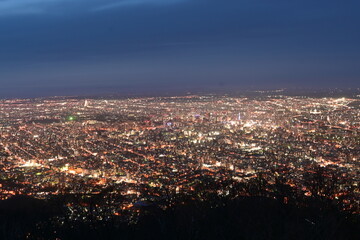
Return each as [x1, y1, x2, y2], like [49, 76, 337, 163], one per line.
[0, 0, 359, 97]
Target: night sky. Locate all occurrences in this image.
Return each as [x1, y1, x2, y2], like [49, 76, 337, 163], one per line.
[0, 0, 359, 97]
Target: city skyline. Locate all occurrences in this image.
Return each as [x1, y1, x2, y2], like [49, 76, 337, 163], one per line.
[0, 2, 359, 239]
[0, 94, 358, 239]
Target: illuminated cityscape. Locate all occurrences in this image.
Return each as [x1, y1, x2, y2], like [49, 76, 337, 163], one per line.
[1, 94, 359, 217]
[1, 0, 360, 239]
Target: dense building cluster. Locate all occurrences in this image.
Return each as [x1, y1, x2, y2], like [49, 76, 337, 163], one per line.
[0, 95, 359, 219]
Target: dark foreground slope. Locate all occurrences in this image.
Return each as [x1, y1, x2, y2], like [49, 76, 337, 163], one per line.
[0, 194, 358, 240]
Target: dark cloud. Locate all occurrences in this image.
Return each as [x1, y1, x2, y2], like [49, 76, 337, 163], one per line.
[0, 0, 359, 97]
